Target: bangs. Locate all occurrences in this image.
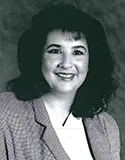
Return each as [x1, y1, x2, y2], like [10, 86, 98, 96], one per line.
[49, 29, 86, 41]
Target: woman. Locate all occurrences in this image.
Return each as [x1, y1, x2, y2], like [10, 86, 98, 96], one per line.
[0, 4, 120, 160]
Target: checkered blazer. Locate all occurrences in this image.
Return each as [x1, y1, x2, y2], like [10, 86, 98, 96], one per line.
[0, 92, 120, 160]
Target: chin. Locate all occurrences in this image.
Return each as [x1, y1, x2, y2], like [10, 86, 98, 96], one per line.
[54, 85, 79, 94]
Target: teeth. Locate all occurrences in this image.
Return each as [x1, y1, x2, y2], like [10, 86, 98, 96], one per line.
[56, 73, 75, 81]
[57, 73, 74, 78]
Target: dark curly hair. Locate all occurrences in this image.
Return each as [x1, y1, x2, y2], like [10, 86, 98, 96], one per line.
[7, 4, 117, 118]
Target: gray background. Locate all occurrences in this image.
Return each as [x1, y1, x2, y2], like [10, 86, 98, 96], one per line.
[0, 0, 125, 159]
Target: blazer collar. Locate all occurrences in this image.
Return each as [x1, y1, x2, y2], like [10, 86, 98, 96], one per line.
[32, 96, 70, 160]
[31, 96, 111, 160]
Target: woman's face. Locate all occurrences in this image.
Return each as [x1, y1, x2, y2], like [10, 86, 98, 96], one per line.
[42, 30, 89, 94]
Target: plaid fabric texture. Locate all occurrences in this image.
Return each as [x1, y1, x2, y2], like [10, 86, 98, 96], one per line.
[0, 92, 120, 160]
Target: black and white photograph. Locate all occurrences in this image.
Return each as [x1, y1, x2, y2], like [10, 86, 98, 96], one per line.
[0, 0, 124, 159]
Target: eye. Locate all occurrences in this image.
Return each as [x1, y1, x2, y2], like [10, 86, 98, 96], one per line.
[47, 49, 62, 54]
[73, 50, 84, 55]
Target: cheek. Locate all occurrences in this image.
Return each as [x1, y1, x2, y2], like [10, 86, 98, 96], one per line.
[42, 61, 50, 72]
[41, 59, 52, 85]
[42, 56, 49, 76]
[42, 55, 58, 74]
[42, 54, 52, 71]
[78, 58, 89, 73]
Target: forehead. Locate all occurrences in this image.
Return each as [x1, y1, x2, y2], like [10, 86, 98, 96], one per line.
[46, 30, 87, 43]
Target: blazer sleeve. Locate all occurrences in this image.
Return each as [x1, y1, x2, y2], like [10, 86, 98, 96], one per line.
[100, 112, 121, 160]
[0, 126, 8, 160]
[0, 92, 13, 160]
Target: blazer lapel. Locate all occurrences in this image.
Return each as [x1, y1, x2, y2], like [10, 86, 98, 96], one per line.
[32, 96, 112, 160]
[32, 96, 71, 160]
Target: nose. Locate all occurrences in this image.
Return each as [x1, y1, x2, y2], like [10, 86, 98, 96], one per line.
[58, 52, 73, 69]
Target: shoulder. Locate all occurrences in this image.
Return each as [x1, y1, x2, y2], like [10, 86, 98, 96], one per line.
[0, 92, 34, 128]
[0, 91, 21, 105]
[85, 112, 119, 133]
[85, 112, 120, 159]
[97, 112, 119, 131]
[88, 112, 120, 140]
[85, 112, 120, 147]
[97, 112, 120, 140]
[0, 92, 25, 114]
[98, 112, 120, 159]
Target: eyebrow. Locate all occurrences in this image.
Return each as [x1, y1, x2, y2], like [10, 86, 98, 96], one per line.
[46, 44, 87, 52]
[73, 45, 87, 52]
[46, 44, 61, 49]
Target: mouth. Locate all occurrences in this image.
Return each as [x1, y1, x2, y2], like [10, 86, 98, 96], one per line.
[55, 72, 75, 81]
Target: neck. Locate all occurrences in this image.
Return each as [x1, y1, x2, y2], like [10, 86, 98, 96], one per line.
[42, 91, 76, 125]
[43, 91, 76, 113]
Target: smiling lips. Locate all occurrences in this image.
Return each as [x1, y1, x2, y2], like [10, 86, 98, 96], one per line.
[55, 72, 75, 81]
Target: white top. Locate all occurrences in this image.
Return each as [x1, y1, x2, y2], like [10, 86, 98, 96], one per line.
[48, 112, 94, 160]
